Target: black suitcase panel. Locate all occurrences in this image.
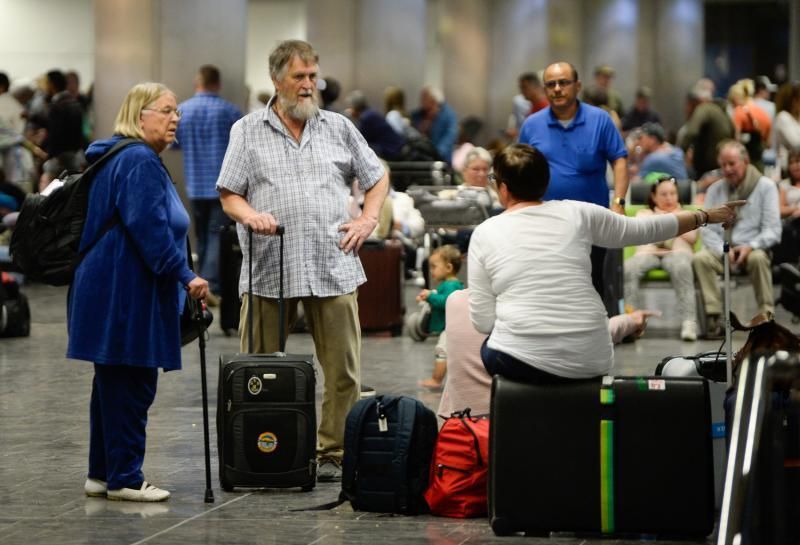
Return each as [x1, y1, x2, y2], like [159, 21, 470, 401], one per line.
[489, 375, 714, 537]
[218, 354, 316, 490]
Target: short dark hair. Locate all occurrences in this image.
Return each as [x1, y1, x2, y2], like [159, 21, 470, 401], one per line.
[0, 72, 10, 92]
[46, 70, 67, 92]
[640, 122, 666, 143]
[519, 72, 540, 86]
[492, 144, 550, 202]
[198, 65, 221, 88]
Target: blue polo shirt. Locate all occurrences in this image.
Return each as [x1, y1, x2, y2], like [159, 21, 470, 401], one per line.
[518, 101, 626, 207]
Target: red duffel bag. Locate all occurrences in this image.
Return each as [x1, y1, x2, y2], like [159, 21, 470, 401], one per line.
[424, 408, 489, 517]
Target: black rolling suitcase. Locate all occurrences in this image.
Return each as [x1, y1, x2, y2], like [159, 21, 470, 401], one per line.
[489, 375, 715, 538]
[218, 222, 242, 336]
[217, 227, 317, 491]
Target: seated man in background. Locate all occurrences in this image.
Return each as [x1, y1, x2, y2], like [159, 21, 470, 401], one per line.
[693, 140, 781, 338]
[411, 86, 458, 164]
[637, 122, 688, 181]
[346, 90, 407, 161]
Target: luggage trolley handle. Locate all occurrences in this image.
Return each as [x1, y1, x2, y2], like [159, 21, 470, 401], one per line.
[247, 225, 286, 354]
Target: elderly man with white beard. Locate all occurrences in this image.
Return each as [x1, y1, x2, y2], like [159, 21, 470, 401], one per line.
[217, 39, 389, 482]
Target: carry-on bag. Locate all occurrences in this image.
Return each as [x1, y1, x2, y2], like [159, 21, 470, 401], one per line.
[0, 272, 30, 338]
[423, 408, 489, 518]
[357, 239, 405, 335]
[489, 375, 715, 538]
[218, 222, 242, 336]
[217, 226, 317, 491]
[340, 394, 438, 514]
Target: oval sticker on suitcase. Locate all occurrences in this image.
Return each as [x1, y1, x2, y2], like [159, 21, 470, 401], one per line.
[257, 431, 278, 453]
[248, 376, 262, 395]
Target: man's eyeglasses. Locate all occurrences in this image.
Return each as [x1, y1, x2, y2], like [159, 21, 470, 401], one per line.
[487, 172, 497, 186]
[543, 79, 574, 90]
[143, 107, 182, 119]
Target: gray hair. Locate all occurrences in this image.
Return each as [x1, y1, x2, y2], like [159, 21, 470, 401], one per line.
[423, 85, 444, 104]
[346, 90, 369, 112]
[269, 40, 319, 82]
[717, 139, 749, 161]
[464, 146, 492, 167]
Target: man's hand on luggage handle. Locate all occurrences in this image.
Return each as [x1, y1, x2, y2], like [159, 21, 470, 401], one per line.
[243, 212, 279, 235]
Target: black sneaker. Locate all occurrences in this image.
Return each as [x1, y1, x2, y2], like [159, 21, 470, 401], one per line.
[317, 457, 342, 482]
[360, 385, 376, 398]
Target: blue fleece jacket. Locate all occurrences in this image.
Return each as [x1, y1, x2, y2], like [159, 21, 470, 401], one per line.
[67, 135, 195, 370]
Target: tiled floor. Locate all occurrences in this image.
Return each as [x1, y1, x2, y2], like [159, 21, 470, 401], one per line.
[0, 281, 791, 545]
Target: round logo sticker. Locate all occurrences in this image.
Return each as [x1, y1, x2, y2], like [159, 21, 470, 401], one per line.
[257, 432, 278, 453]
[247, 376, 262, 396]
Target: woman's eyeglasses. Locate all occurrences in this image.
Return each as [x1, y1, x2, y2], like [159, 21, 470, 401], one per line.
[143, 107, 182, 119]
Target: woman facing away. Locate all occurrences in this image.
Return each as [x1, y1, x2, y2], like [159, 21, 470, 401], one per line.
[67, 82, 208, 502]
[624, 176, 699, 342]
[469, 143, 742, 384]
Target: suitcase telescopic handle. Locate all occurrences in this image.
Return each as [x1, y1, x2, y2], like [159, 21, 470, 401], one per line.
[247, 225, 285, 354]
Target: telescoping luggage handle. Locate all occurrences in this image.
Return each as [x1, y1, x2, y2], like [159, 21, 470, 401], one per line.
[247, 225, 285, 354]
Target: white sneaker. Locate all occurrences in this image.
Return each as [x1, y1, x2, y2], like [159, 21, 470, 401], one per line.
[84, 478, 107, 497]
[681, 320, 698, 342]
[107, 481, 170, 502]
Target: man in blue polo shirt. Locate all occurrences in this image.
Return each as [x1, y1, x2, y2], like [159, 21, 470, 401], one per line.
[519, 61, 628, 300]
[174, 65, 242, 303]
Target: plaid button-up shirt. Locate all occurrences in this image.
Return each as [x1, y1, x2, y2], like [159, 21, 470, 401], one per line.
[216, 98, 385, 299]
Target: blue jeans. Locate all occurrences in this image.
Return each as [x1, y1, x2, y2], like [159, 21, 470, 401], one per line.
[89, 364, 158, 490]
[191, 199, 226, 293]
[481, 338, 601, 385]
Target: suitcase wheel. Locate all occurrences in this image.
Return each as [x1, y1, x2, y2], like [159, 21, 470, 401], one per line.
[490, 517, 515, 537]
[301, 484, 314, 492]
[222, 328, 236, 337]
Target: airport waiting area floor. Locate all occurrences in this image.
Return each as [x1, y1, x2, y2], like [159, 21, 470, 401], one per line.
[0, 281, 793, 545]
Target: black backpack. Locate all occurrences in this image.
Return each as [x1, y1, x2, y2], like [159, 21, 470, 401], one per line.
[10, 138, 138, 285]
[340, 395, 438, 514]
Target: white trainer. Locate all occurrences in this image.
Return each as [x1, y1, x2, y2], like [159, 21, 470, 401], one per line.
[681, 320, 698, 342]
[107, 481, 171, 502]
[84, 478, 107, 497]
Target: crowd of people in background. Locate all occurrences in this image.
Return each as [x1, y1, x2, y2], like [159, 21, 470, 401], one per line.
[2, 63, 800, 340]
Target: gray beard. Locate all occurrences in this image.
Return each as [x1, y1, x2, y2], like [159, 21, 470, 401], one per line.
[278, 92, 319, 121]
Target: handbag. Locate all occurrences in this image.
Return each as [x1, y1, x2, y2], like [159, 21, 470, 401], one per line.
[423, 408, 490, 518]
[181, 238, 213, 346]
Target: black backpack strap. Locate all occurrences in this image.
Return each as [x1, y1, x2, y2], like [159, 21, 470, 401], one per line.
[72, 138, 141, 264]
[391, 397, 417, 512]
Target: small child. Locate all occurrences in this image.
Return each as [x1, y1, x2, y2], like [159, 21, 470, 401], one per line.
[417, 245, 464, 390]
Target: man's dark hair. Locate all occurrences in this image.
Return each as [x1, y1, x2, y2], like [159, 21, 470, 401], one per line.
[198, 65, 221, 88]
[0, 72, 9, 92]
[519, 72, 540, 86]
[320, 77, 341, 108]
[46, 70, 67, 93]
[640, 122, 666, 143]
[493, 144, 550, 202]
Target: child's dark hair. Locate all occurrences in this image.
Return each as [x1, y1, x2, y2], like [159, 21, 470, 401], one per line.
[647, 175, 680, 210]
[433, 245, 462, 274]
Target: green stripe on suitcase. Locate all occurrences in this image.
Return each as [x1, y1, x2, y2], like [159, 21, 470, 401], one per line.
[600, 419, 615, 533]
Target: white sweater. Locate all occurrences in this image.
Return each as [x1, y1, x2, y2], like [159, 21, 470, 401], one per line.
[468, 200, 678, 378]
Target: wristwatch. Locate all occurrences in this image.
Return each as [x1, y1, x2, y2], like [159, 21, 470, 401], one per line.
[612, 196, 626, 206]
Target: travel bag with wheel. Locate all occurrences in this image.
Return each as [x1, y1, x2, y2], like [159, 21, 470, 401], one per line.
[357, 239, 405, 335]
[489, 375, 714, 538]
[217, 226, 317, 492]
[0, 272, 30, 338]
[218, 222, 242, 336]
